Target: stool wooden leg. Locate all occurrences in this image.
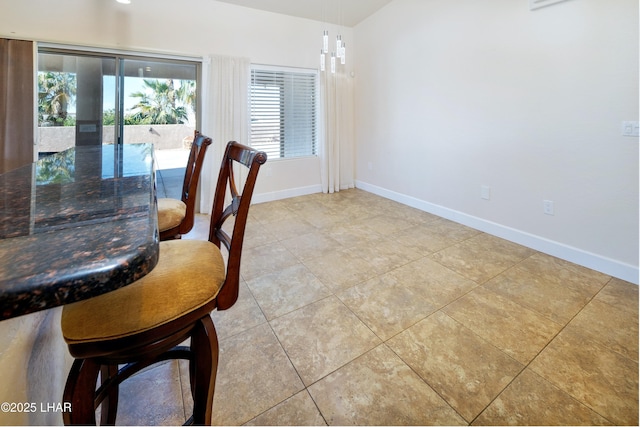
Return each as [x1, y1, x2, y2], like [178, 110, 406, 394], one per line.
[99, 364, 119, 425]
[63, 358, 101, 425]
[189, 315, 219, 425]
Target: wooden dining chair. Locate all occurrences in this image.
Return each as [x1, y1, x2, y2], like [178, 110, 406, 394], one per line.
[157, 130, 212, 241]
[60, 141, 267, 425]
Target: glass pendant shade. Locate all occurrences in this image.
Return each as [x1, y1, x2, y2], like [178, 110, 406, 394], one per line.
[319, 28, 345, 71]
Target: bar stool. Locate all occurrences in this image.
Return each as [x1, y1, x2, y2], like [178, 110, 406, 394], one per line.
[60, 141, 266, 425]
[158, 130, 212, 241]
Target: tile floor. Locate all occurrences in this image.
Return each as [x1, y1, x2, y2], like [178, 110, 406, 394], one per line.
[117, 189, 638, 426]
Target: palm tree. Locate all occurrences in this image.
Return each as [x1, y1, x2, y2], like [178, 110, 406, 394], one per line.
[128, 79, 189, 124]
[36, 150, 75, 184]
[177, 80, 196, 113]
[38, 72, 77, 126]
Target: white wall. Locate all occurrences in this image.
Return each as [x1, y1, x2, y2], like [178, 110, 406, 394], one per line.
[0, 0, 355, 200]
[354, 0, 638, 283]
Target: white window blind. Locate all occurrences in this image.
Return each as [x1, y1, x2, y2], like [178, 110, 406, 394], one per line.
[250, 67, 317, 159]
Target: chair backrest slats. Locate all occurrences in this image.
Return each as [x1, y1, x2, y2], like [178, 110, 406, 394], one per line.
[178, 131, 212, 235]
[209, 141, 267, 310]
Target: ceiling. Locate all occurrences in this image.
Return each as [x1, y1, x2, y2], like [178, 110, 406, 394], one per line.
[214, 0, 393, 27]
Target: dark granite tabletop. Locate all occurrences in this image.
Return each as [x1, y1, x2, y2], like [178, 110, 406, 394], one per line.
[0, 144, 159, 320]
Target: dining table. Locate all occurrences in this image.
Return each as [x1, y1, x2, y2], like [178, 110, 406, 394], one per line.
[0, 143, 159, 321]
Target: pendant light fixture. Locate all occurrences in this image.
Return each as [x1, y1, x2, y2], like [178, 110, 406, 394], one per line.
[319, 1, 346, 73]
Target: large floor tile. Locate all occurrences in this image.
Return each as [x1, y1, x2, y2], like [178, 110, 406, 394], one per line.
[393, 224, 458, 256]
[303, 247, 383, 293]
[210, 281, 266, 340]
[392, 203, 441, 225]
[424, 218, 481, 243]
[240, 242, 300, 281]
[116, 361, 187, 426]
[242, 219, 277, 249]
[388, 257, 478, 308]
[593, 277, 639, 315]
[294, 204, 344, 229]
[263, 216, 318, 242]
[484, 265, 597, 324]
[323, 221, 384, 248]
[245, 391, 326, 426]
[529, 327, 639, 425]
[359, 213, 417, 237]
[349, 236, 423, 273]
[249, 200, 297, 224]
[443, 286, 562, 364]
[474, 369, 611, 426]
[432, 233, 535, 283]
[270, 296, 381, 386]
[212, 323, 304, 426]
[247, 263, 331, 321]
[325, 200, 377, 223]
[337, 273, 437, 341]
[308, 344, 466, 425]
[387, 312, 523, 422]
[280, 231, 343, 262]
[566, 298, 638, 361]
[516, 252, 610, 291]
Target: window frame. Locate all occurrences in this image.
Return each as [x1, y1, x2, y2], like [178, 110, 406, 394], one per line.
[249, 64, 319, 161]
[36, 43, 202, 152]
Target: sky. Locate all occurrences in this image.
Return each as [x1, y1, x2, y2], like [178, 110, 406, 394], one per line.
[102, 76, 147, 112]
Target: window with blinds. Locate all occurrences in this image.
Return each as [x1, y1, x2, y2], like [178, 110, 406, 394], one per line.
[250, 67, 318, 159]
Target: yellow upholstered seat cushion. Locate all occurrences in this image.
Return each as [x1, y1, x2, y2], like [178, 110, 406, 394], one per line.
[61, 239, 225, 344]
[157, 198, 187, 232]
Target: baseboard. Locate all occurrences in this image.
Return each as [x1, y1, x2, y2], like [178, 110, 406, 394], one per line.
[355, 180, 639, 285]
[253, 184, 323, 204]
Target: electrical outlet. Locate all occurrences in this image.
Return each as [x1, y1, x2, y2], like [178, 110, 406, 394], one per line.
[481, 185, 491, 200]
[622, 121, 639, 137]
[543, 200, 554, 215]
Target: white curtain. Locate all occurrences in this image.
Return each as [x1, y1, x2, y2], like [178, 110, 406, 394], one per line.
[319, 67, 355, 194]
[199, 55, 250, 214]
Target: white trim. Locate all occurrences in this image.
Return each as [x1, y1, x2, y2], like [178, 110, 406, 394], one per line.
[32, 41, 39, 160]
[355, 180, 639, 285]
[37, 42, 202, 63]
[250, 63, 319, 76]
[253, 184, 322, 204]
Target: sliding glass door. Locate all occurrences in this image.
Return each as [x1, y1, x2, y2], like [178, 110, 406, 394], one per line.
[37, 48, 199, 194]
[38, 51, 115, 154]
[119, 58, 198, 170]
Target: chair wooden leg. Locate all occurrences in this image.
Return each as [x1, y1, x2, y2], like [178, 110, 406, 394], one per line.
[63, 358, 101, 425]
[189, 315, 219, 425]
[99, 364, 119, 425]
